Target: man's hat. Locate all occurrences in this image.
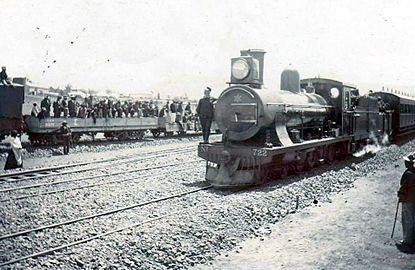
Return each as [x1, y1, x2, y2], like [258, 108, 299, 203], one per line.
[62, 121, 67, 125]
[206, 87, 212, 92]
[404, 154, 415, 163]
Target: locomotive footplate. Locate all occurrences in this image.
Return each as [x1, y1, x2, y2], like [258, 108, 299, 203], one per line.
[198, 136, 352, 187]
[198, 136, 351, 164]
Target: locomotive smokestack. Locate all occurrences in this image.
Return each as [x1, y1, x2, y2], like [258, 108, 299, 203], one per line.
[280, 69, 300, 94]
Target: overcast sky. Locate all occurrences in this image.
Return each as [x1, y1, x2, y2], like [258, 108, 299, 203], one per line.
[1, 0, 414, 98]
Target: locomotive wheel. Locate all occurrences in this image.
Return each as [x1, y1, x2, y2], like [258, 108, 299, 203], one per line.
[294, 152, 307, 173]
[294, 161, 306, 173]
[306, 151, 317, 168]
[277, 166, 288, 178]
[336, 142, 349, 159]
[151, 130, 161, 138]
[325, 145, 336, 163]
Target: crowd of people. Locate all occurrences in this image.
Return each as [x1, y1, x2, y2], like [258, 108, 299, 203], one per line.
[31, 95, 196, 122]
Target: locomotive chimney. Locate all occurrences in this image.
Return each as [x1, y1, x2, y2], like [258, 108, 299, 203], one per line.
[280, 69, 300, 94]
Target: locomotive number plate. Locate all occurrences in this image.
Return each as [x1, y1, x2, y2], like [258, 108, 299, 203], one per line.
[252, 148, 268, 157]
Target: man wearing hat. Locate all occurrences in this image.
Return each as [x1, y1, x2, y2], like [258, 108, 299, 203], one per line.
[0, 66, 12, 86]
[58, 121, 72, 155]
[31, 103, 40, 117]
[398, 154, 415, 248]
[196, 87, 216, 143]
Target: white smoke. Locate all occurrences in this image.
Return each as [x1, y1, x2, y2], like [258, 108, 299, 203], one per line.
[353, 132, 389, 158]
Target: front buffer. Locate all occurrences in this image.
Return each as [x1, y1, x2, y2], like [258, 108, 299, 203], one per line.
[198, 143, 272, 187]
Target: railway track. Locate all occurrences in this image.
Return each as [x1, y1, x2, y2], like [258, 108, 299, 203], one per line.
[0, 145, 196, 183]
[0, 185, 213, 267]
[0, 161, 203, 202]
[0, 153, 199, 194]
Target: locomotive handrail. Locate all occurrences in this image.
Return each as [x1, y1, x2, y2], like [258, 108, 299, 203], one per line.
[266, 103, 334, 108]
[230, 103, 257, 106]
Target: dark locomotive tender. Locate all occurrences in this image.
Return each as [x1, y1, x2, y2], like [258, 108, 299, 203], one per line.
[0, 84, 25, 141]
[0, 83, 218, 145]
[198, 49, 415, 188]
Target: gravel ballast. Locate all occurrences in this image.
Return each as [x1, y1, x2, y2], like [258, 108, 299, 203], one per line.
[1, 140, 414, 269]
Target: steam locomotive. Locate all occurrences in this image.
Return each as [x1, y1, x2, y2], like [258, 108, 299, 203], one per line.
[198, 49, 415, 187]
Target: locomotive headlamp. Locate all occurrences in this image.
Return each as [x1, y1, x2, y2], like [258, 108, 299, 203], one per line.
[231, 59, 250, 80]
[330, 87, 340, 99]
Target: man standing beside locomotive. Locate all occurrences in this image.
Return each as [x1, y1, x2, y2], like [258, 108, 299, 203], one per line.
[196, 87, 216, 143]
[397, 154, 415, 249]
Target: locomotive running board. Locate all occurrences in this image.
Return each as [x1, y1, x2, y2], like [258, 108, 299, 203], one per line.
[275, 113, 293, 146]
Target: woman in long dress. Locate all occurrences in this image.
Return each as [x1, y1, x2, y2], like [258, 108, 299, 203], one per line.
[4, 130, 23, 170]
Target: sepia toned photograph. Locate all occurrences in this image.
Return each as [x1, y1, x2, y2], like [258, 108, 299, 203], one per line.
[0, 0, 414, 269]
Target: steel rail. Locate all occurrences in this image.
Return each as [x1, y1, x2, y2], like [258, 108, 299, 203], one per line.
[0, 214, 171, 267]
[0, 158, 198, 193]
[0, 146, 196, 183]
[0, 145, 196, 181]
[0, 163, 202, 203]
[0, 185, 212, 241]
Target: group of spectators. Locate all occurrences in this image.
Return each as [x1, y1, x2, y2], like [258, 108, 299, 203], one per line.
[31, 95, 196, 124]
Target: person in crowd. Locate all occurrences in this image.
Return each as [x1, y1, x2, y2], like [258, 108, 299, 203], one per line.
[53, 96, 62, 118]
[98, 100, 103, 118]
[4, 130, 23, 170]
[77, 104, 86, 118]
[176, 101, 183, 123]
[136, 103, 143, 118]
[57, 121, 72, 155]
[108, 99, 114, 118]
[31, 103, 40, 117]
[62, 96, 69, 118]
[0, 66, 12, 86]
[37, 107, 47, 119]
[196, 87, 216, 143]
[110, 100, 116, 118]
[122, 101, 129, 117]
[103, 99, 109, 118]
[185, 102, 192, 114]
[397, 154, 415, 250]
[165, 101, 170, 114]
[159, 106, 168, 117]
[68, 97, 77, 118]
[170, 100, 177, 113]
[40, 96, 51, 117]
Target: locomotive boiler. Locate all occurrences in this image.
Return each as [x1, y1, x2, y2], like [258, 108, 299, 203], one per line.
[198, 49, 392, 187]
[215, 65, 330, 146]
